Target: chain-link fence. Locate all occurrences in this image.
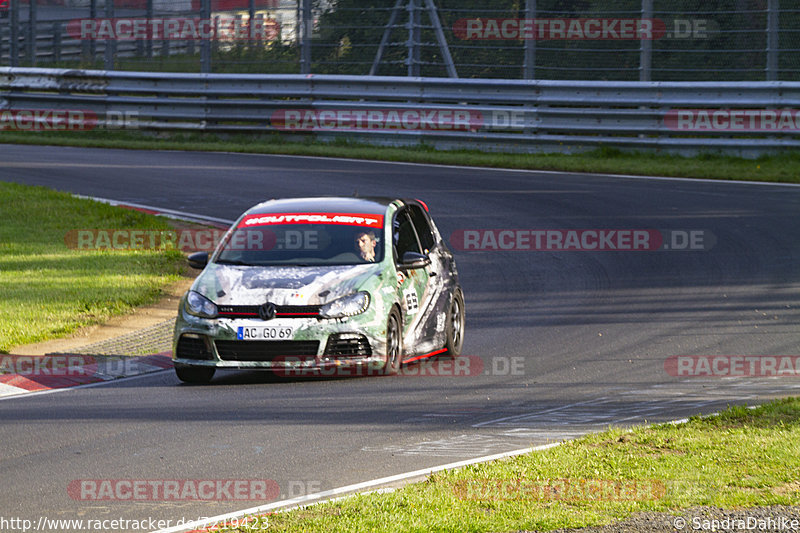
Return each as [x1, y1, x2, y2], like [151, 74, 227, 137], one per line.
[1, 0, 798, 81]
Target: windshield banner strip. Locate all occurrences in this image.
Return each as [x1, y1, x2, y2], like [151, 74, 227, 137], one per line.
[239, 213, 383, 228]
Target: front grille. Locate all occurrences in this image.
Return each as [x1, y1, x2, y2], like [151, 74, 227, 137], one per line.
[215, 340, 320, 362]
[216, 304, 321, 319]
[324, 334, 372, 359]
[176, 335, 213, 360]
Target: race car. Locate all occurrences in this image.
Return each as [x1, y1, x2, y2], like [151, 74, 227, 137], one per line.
[172, 196, 464, 383]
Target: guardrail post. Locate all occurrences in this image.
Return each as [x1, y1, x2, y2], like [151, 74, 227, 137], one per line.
[299, 0, 311, 74]
[161, 30, 169, 58]
[26, 0, 36, 66]
[200, 0, 211, 73]
[9, 0, 18, 67]
[104, 0, 115, 70]
[639, 0, 652, 81]
[766, 0, 779, 81]
[523, 0, 535, 79]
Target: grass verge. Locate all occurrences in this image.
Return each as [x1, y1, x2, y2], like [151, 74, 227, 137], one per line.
[225, 398, 800, 532]
[1, 130, 799, 184]
[0, 181, 185, 353]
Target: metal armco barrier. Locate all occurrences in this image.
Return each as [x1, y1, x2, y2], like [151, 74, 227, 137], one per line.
[1, 67, 799, 156]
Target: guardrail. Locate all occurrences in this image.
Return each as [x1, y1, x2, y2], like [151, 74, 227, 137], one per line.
[1, 67, 799, 156]
[0, 21, 197, 64]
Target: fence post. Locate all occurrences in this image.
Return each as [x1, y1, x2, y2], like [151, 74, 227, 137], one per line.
[200, 0, 211, 73]
[766, 0, 779, 81]
[248, 0, 255, 40]
[299, 0, 311, 74]
[27, 0, 36, 66]
[104, 0, 115, 70]
[53, 22, 61, 63]
[407, 0, 420, 76]
[9, 0, 18, 67]
[523, 0, 535, 79]
[145, 0, 153, 58]
[89, 0, 96, 62]
[639, 0, 652, 81]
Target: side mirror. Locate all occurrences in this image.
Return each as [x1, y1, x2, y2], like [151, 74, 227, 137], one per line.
[401, 251, 431, 269]
[187, 251, 209, 269]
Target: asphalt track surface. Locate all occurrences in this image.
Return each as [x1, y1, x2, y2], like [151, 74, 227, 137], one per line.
[1, 144, 799, 531]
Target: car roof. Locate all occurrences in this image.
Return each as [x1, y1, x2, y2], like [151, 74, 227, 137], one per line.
[245, 196, 400, 216]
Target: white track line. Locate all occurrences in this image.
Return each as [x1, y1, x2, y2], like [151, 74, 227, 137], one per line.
[152, 443, 561, 533]
[73, 195, 235, 226]
[151, 149, 800, 188]
[0, 368, 171, 402]
[151, 400, 751, 533]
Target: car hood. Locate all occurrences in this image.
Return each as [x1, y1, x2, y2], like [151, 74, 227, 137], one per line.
[191, 262, 385, 306]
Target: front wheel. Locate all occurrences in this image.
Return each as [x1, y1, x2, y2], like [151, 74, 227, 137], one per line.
[442, 289, 465, 358]
[382, 310, 403, 375]
[175, 364, 215, 384]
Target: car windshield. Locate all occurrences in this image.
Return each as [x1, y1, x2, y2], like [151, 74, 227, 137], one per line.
[215, 212, 384, 266]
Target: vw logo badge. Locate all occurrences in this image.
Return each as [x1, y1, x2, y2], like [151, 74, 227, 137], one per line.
[258, 302, 277, 321]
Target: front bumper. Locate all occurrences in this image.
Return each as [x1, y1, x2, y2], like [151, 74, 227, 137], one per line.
[173, 313, 387, 370]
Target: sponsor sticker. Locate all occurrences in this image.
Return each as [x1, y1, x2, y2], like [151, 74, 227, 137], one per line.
[239, 213, 383, 228]
[403, 288, 419, 315]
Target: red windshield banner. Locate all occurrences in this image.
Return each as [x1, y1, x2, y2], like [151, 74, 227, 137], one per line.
[238, 213, 384, 228]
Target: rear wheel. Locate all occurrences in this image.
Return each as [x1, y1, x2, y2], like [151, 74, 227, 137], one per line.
[383, 310, 402, 375]
[175, 364, 215, 384]
[443, 289, 465, 358]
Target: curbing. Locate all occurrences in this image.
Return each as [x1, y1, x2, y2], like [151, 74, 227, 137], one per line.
[0, 352, 173, 398]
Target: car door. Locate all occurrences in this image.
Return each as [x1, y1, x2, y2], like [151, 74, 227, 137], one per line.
[393, 207, 437, 354]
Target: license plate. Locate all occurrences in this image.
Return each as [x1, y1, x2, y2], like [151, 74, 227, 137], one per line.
[237, 326, 293, 340]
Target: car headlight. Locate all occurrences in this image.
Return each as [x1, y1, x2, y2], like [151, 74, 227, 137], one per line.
[319, 291, 370, 319]
[185, 290, 218, 319]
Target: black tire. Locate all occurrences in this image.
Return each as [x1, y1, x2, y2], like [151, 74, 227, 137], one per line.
[382, 310, 403, 375]
[175, 364, 215, 384]
[442, 289, 465, 358]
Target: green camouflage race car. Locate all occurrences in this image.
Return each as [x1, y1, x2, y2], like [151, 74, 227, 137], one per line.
[172, 196, 464, 383]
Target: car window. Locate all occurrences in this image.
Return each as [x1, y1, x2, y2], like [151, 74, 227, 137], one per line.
[408, 205, 435, 252]
[393, 210, 422, 261]
[215, 213, 384, 266]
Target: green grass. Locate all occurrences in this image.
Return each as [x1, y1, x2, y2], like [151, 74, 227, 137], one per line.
[1, 130, 799, 184]
[224, 398, 800, 532]
[0, 182, 185, 353]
